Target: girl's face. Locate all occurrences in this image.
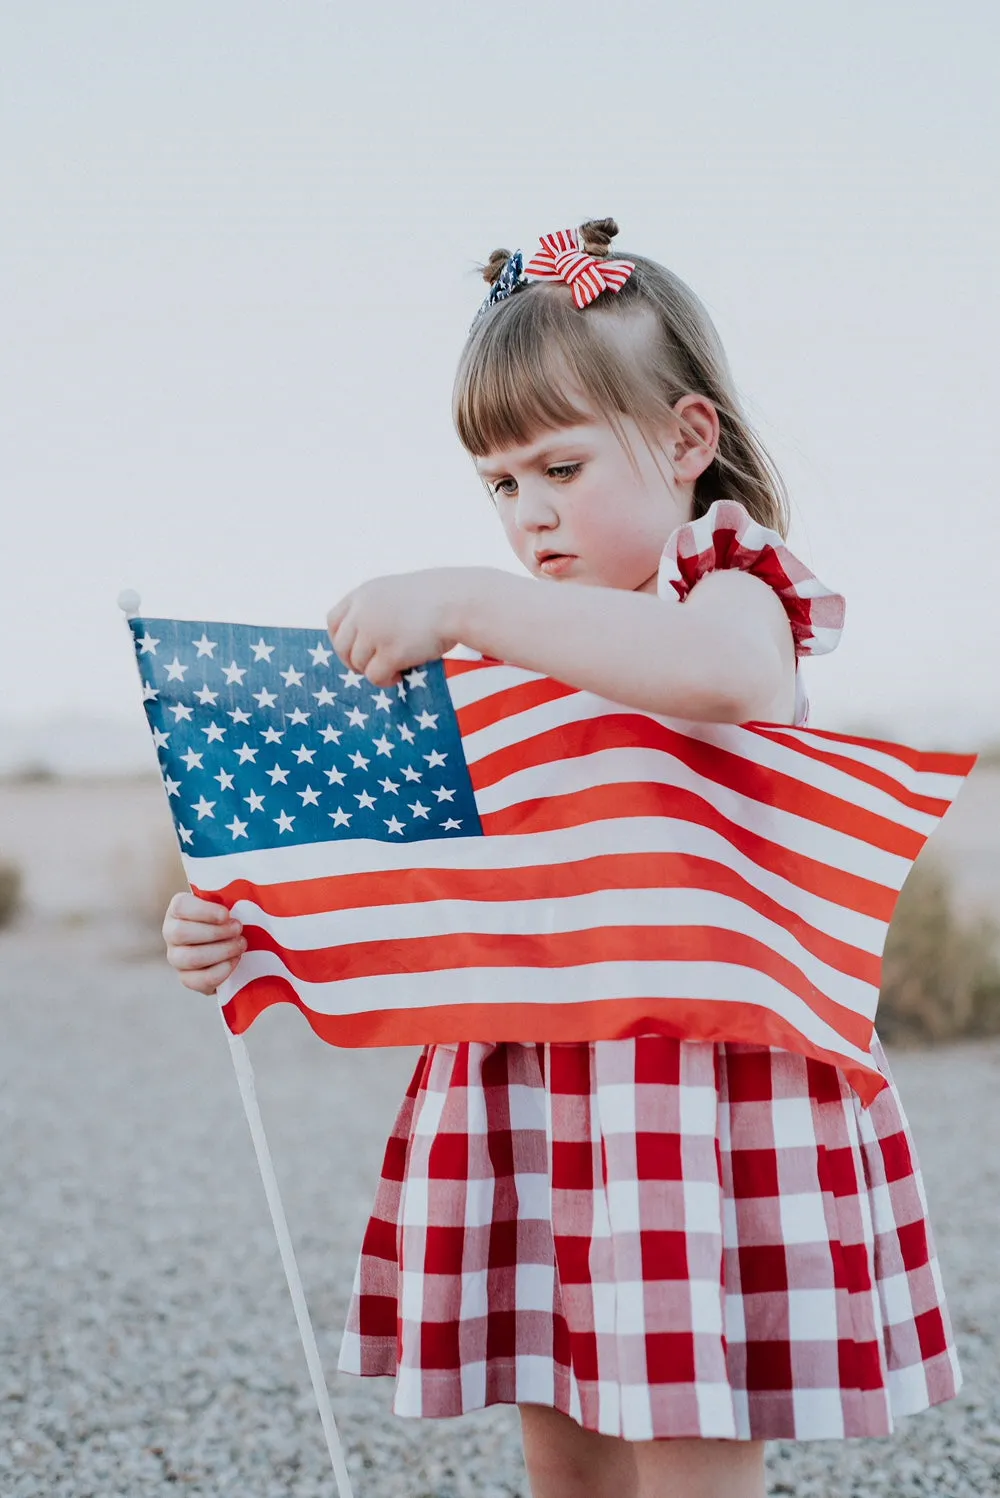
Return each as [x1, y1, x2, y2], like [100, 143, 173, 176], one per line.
[474, 396, 719, 595]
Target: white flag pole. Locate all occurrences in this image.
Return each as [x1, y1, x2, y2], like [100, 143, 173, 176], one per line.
[220, 1016, 355, 1498]
[118, 591, 355, 1498]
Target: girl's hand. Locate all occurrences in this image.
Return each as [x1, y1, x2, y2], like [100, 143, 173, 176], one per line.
[326, 567, 486, 688]
[162, 891, 247, 995]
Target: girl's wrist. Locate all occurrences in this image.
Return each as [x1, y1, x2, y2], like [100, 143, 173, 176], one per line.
[441, 566, 512, 652]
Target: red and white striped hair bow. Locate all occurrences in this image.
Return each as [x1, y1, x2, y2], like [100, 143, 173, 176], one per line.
[523, 226, 636, 309]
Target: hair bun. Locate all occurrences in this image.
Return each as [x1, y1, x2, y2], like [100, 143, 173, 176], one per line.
[482, 248, 513, 286]
[579, 217, 620, 257]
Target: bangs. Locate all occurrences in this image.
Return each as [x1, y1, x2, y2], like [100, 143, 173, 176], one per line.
[452, 278, 659, 460]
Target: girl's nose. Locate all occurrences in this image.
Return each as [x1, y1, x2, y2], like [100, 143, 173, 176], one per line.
[513, 481, 560, 533]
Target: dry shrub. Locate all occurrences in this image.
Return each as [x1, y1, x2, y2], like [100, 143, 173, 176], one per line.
[878, 852, 1000, 1045]
[0, 857, 23, 928]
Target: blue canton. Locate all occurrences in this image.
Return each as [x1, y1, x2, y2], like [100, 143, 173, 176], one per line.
[129, 617, 482, 857]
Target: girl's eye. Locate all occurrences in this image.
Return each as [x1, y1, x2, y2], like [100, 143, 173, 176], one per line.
[492, 463, 581, 497]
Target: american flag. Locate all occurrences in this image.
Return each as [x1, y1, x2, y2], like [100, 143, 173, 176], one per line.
[129, 615, 977, 1106]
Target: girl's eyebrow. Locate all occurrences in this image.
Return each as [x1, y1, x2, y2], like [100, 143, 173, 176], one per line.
[475, 435, 594, 478]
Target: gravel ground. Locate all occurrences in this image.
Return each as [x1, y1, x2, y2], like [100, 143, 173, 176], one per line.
[2, 917, 998, 1498]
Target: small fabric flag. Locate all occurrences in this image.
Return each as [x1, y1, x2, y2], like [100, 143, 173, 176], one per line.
[128, 615, 977, 1105]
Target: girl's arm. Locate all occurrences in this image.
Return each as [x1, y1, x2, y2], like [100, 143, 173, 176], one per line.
[328, 564, 794, 723]
[446, 565, 791, 722]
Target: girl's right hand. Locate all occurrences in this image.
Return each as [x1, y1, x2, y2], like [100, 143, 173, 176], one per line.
[162, 891, 248, 994]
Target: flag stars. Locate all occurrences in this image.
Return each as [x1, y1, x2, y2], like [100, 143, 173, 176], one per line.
[280, 665, 305, 688]
[416, 710, 439, 731]
[355, 789, 377, 810]
[287, 707, 310, 726]
[164, 657, 188, 681]
[397, 723, 416, 744]
[400, 765, 422, 782]
[346, 706, 369, 728]
[293, 745, 316, 764]
[371, 689, 393, 712]
[261, 727, 284, 745]
[169, 703, 193, 723]
[384, 815, 406, 836]
[141, 682, 159, 703]
[181, 748, 204, 772]
[274, 810, 295, 834]
[234, 743, 258, 765]
[266, 764, 290, 785]
[201, 721, 226, 743]
[313, 687, 337, 707]
[441, 818, 462, 831]
[229, 707, 251, 725]
[424, 750, 447, 768]
[408, 800, 430, 819]
[297, 785, 321, 807]
[339, 669, 365, 689]
[318, 726, 342, 745]
[192, 633, 218, 658]
[192, 795, 216, 820]
[177, 824, 194, 846]
[137, 632, 160, 655]
[152, 728, 170, 749]
[378, 776, 399, 795]
[163, 775, 181, 798]
[226, 815, 248, 840]
[372, 734, 394, 757]
[309, 642, 333, 666]
[244, 789, 266, 813]
[404, 668, 428, 689]
[349, 750, 370, 771]
[251, 638, 275, 662]
[214, 769, 235, 792]
[329, 806, 352, 827]
[433, 785, 456, 802]
[324, 766, 346, 786]
[223, 661, 247, 685]
[194, 684, 219, 706]
[253, 688, 278, 709]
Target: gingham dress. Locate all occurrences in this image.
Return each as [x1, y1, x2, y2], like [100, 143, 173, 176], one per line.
[336, 503, 962, 1442]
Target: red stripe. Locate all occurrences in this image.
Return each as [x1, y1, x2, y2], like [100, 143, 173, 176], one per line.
[235, 923, 876, 1046]
[471, 715, 931, 859]
[222, 981, 886, 1106]
[743, 726, 976, 816]
[751, 721, 979, 778]
[193, 850, 879, 981]
[454, 675, 576, 736]
[476, 781, 899, 918]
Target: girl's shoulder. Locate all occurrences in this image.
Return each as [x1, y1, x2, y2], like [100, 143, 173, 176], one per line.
[657, 498, 846, 661]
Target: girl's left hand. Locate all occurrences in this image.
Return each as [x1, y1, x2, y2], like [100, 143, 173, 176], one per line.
[326, 567, 485, 688]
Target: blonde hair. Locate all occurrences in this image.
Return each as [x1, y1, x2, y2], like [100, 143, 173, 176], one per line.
[453, 217, 790, 537]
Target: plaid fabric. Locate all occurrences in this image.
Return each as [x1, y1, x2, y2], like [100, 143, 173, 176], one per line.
[336, 1033, 961, 1440]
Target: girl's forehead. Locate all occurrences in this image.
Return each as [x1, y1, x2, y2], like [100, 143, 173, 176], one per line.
[474, 421, 606, 474]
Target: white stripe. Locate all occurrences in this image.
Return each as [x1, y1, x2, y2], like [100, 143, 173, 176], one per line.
[223, 950, 876, 1073]
[473, 745, 917, 888]
[181, 815, 894, 947]
[753, 721, 971, 801]
[463, 692, 943, 837]
[446, 662, 545, 709]
[229, 885, 879, 1019]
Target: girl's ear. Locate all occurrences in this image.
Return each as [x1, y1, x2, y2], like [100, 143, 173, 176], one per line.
[671, 396, 720, 483]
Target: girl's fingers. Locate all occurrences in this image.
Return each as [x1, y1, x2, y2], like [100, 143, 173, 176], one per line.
[177, 957, 242, 995]
[163, 915, 242, 947]
[166, 890, 232, 925]
[167, 935, 247, 972]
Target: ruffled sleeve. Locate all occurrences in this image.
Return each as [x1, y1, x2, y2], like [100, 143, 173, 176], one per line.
[656, 499, 846, 659]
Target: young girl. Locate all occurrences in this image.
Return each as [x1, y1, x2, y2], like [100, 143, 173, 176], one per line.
[163, 218, 961, 1498]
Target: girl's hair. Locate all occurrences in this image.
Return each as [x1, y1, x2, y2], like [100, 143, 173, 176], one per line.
[453, 217, 790, 537]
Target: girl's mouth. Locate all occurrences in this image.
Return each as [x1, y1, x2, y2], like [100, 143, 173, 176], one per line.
[537, 554, 576, 577]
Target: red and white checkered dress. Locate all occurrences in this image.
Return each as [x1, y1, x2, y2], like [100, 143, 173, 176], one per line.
[336, 502, 962, 1441]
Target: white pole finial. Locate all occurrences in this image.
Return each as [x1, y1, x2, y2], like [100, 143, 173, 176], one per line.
[118, 588, 142, 618]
